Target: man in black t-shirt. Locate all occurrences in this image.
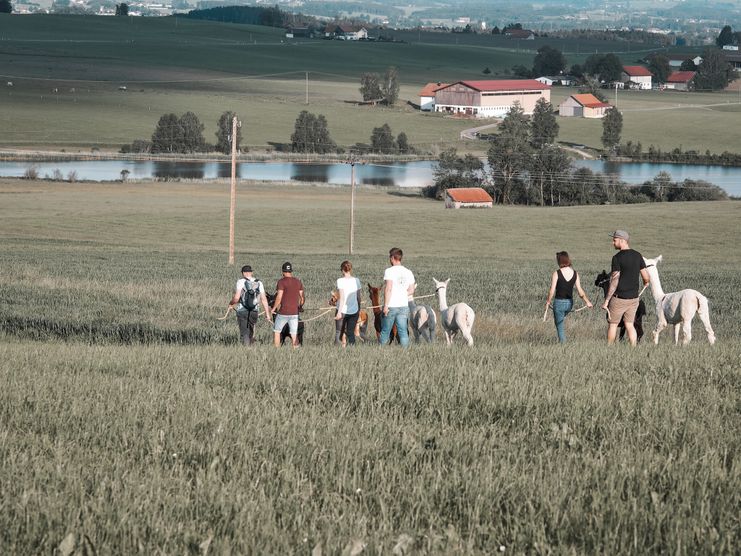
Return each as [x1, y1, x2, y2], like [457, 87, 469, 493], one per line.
[601, 230, 650, 346]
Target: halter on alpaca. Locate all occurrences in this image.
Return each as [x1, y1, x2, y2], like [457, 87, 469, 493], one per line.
[643, 255, 716, 345]
[432, 278, 476, 346]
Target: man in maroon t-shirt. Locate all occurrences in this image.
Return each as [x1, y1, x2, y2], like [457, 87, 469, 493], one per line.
[271, 261, 305, 347]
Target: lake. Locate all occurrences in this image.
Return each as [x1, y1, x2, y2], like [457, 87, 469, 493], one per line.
[2, 158, 740, 196]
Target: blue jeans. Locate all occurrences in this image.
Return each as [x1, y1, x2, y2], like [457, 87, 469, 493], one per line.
[552, 298, 573, 343]
[379, 306, 410, 347]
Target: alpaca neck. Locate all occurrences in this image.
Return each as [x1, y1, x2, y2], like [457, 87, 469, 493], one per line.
[436, 289, 449, 311]
[647, 267, 666, 299]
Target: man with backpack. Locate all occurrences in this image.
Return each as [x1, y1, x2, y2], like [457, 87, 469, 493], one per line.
[228, 265, 272, 346]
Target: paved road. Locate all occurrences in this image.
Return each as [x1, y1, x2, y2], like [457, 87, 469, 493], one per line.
[459, 121, 501, 140]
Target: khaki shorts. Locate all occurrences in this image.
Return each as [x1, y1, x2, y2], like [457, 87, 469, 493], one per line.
[608, 297, 639, 324]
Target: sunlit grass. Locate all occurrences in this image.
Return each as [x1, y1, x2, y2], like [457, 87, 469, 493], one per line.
[0, 180, 739, 553]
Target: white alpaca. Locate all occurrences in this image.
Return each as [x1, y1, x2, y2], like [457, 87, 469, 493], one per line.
[408, 297, 437, 343]
[433, 278, 475, 346]
[643, 255, 716, 346]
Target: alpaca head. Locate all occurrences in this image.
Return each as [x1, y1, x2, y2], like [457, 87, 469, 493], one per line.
[432, 278, 450, 291]
[643, 254, 663, 268]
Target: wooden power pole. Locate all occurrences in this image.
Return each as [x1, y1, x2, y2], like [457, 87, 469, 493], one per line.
[349, 159, 356, 254]
[228, 116, 238, 265]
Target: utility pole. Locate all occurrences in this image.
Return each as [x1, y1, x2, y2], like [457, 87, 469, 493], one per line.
[305, 71, 309, 104]
[228, 116, 239, 265]
[349, 158, 356, 254]
[615, 82, 618, 107]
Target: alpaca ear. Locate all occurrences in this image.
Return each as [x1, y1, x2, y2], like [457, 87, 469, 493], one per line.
[445, 278, 450, 285]
[432, 277, 438, 283]
[657, 255, 663, 263]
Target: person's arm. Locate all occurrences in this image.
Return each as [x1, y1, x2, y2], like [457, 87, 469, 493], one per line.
[574, 273, 593, 308]
[260, 289, 272, 321]
[229, 288, 241, 309]
[383, 279, 392, 316]
[298, 289, 305, 309]
[601, 271, 620, 310]
[335, 287, 346, 320]
[272, 289, 284, 314]
[640, 268, 650, 287]
[545, 271, 558, 307]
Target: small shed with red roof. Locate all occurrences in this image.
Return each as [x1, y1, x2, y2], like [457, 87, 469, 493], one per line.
[418, 82, 449, 111]
[621, 66, 653, 89]
[559, 93, 612, 118]
[666, 71, 696, 91]
[444, 187, 494, 209]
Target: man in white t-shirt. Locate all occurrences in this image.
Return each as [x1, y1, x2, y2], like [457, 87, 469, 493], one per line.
[227, 265, 272, 346]
[380, 247, 415, 347]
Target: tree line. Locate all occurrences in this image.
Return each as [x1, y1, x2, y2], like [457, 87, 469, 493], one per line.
[427, 100, 727, 206]
[121, 110, 411, 156]
[512, 44, 735, 91]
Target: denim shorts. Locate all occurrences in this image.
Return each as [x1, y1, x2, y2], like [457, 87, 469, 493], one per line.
[273, 314, 299, 335]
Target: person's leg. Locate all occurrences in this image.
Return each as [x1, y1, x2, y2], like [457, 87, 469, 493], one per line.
[288, 316, 300, 348]
[334, 311, 343, 345]
[394, 307, 410, 347]
[379, 308, 396, 345]
[622, 300, 639, 347]
[273, 314, 288, 347]
[237, 313, 251, 346]
[247, 310, 258, 345]
[552, 299, 571, 343]
[344, 312, 359, 345]
[607, 299, 626, 345]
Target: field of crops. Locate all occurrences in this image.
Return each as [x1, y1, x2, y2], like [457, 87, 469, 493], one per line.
[1, 179, 739, 553]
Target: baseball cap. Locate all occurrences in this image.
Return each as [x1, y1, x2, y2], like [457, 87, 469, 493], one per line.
[609, 230, 630, 241]
[281, 261, 293, 272]
[241, 265, 253, 273]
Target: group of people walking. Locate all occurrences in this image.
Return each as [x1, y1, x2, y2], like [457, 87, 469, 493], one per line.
[545, 229, 650, 345]
[228, 229, 649, 347]
[227, 247, 416, 348]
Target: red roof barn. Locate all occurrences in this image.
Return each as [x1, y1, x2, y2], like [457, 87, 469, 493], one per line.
[444, 188, 494, 208]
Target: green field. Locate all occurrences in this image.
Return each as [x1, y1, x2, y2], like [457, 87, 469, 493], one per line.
[1, 179, 739, 553]
[1, 14, 739, 154]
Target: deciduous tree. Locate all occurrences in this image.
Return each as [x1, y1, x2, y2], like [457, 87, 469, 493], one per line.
[487, 102, 531, 204]
[151, 113, 183, 153]
[530, 97, 558, 148]
[601, 107, 623, 152]
[647, 53, 671, 83]
[694, 48, 734, 91]
[716, 25, 735, 48]
[370, 123, 396, 153]
[115, 2, 128, 16]
[0, 0, 13, 13]
[290, 110, 336, 153]
[360, 73, 382, 102]
[381, 66, 400, 106]
[178, 111, 205, 153]
[532, 45, 566, 77]
[215, 111, 242, 154]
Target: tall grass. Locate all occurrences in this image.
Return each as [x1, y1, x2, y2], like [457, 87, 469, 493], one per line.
[0, 180, 739, 553]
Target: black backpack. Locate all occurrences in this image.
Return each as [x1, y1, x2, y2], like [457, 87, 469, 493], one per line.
[239, 279, 261, 311]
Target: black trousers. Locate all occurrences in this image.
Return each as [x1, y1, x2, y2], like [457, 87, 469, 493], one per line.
[236, 310, 258, 346]
[335, 311, 360, 345]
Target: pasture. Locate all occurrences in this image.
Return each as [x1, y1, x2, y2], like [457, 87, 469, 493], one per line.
[0, 179, 739, 553]
[2, 15, 739, 154]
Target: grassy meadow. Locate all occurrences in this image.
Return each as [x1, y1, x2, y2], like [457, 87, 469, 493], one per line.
[2, 14, 739, 154]
[1, 179, 739, 553]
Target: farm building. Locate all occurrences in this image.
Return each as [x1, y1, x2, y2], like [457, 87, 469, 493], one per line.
[665, 71, 696, 90]
[504, 29, 535, 40]
[536, 75, 576, 86]
[621, 66, 653, 90]
[325, 24, 367, 40]
[558, 94, 611, 118]
[418, 82, 448, 111]
[444, 188, 494, 209]
[667, 55, 703, 68]
[433, 80, 551, 118]
[724, 51, 741, 72]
